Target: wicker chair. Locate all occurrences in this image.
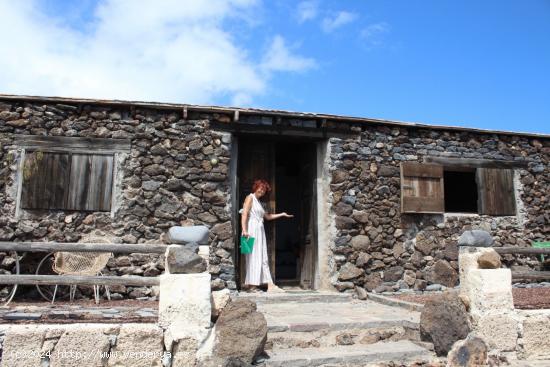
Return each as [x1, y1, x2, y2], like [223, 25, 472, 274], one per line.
[50, 251, 112, 304]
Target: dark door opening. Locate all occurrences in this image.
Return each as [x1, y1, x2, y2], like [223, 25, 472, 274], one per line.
[236, 136, 318, 290]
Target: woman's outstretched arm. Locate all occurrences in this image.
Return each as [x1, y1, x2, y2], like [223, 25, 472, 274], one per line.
[265, 212, 294, 221]
[241, 195, 253, 237]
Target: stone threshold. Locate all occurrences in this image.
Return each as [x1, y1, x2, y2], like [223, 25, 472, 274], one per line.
[367, 293, 424, 312]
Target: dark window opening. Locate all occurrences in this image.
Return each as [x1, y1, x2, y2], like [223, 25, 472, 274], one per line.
[444, 170, 478, 213]
[21, 151, 114, 212]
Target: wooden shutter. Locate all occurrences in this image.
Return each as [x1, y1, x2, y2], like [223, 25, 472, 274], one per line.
[21, 152, 70, 210]
[67, 154, 114, 211]
[400, 162, 444, 213]
[476, 168, 515, 215]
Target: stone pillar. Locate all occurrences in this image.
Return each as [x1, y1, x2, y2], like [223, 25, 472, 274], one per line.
[160, 226, 213, 366]
[459, 246, 519, 353]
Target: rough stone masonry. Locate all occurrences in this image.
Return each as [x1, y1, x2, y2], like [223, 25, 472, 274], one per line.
[0, 95, 548, 298]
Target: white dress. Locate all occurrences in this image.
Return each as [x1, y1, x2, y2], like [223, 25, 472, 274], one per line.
[245, 193, 273, 286]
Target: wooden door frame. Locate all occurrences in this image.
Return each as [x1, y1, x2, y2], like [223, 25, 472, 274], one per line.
[233, 134, 322, 290]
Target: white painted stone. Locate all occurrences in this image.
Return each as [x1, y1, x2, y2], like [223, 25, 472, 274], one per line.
[458, 246, 497, 296]
[170, 338, 199, 367]
[107, 324, 164, 367]
[1, 325, 45, 367]
[472, 313, 519, 352]
[159, 273, 212, 347]
[211, 289, 231, 318]
[49, 324, 118, 367]
[462, 269, 514, 314]
[518, 311, 550, 360]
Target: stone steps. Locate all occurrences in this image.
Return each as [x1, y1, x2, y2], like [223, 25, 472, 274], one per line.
[235, 291, 437, 366]
[263, 340, 434, 367]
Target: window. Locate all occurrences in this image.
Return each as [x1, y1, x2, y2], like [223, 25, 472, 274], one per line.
[21, 151, 114, 211]
[400, 161, 516, 216]
[443, 170, 477, 213]
[16, 136, 130, 213]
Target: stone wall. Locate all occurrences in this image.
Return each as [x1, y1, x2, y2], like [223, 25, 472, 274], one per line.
[0, 99, 236, 298]
[327, 126, 549, 293]
[1, 97, 549, 297]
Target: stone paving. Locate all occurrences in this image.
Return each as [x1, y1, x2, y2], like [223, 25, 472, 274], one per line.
[257, 298, 419, 332]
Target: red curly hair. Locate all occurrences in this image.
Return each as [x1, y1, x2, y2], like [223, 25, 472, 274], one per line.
[252, 179, 271, 193]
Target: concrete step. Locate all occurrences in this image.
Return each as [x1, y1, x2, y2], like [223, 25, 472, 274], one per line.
[235, 291, 353, 305]
[263, 340, 435, 367]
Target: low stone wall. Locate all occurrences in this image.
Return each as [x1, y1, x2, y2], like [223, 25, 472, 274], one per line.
[458, 246, 550, 363]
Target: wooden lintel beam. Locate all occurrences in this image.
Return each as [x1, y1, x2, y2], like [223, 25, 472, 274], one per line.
[424, 157, 529, 169]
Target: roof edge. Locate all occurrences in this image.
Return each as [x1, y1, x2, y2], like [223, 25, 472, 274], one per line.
[0, 94, 548, 139]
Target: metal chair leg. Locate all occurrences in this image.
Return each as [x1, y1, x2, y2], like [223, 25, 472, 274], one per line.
[52, 285, 58, 305]
[70, 285, 77, 302]
[105, 285, 111, 301]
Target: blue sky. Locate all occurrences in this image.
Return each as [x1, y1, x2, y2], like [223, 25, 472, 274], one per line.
[0, 1, 548, 134]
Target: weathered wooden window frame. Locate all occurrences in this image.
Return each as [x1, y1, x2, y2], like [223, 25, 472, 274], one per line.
[400, 157, 524, 216]
[14, 136, 130, 218]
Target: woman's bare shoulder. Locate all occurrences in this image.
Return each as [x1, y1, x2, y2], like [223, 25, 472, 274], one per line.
[243, 194, 253, 206]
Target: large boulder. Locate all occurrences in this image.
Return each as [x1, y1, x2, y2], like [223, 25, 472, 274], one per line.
[165, 244, 206, 274]
[447, 336, 488, 367]
[430, 259, 458, 288]
[211, 299, 267, 364]
[420, 291, 471, 356]
[458, 230, 493, 247]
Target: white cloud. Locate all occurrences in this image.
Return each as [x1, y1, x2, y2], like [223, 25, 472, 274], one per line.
[261, 35, 317, 73]
[321, 11, 357, 33]
[0, 0, 314, 106]
[296, 1, 318, 23]
[360, 22, 390, 46]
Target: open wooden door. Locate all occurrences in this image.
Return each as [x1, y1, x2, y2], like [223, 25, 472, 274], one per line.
[299, 146, 317, 289]
[237, 140, 276, 288]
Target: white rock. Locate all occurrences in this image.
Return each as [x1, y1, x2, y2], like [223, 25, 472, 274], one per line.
[519, 311, 550, 360]
[458, 247, 500, 297]
[211, 289, 231, 318]
[107, 324, 164, 367]
[462, 269, 514, 314]
[159, 273, 212, 348]
[471, 313, 519, 352]
[1, 325, 45, 367]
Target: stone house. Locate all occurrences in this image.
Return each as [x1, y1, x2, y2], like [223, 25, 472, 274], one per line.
[0, 94, 548, 298]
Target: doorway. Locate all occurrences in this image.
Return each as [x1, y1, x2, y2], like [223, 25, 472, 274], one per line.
[235, 136, 318, 290]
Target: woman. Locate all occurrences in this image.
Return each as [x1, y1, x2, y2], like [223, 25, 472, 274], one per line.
[241, 179, 293, 292]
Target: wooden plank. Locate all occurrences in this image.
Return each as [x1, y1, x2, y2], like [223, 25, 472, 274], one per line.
[425, 156, 528, 169]
[14, 135, 131, 153]
[66, 154, 114, 211]
[401, 162, 443, 178]
[67, 153, 91, 210]
[494, 247, 550, 255]
[0, 274, 159, 286]
[477, 168, 515, 215]
[401, 162, 445, 213]
[512, 271, 550, 281]
[88, 155, 114, 211]
[20, 152, 70, 210]
[401, 197, 445, 213]
[0, 242, 166, 254]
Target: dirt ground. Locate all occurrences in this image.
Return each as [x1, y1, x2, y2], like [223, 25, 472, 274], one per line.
[390, 287, 550, 309]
